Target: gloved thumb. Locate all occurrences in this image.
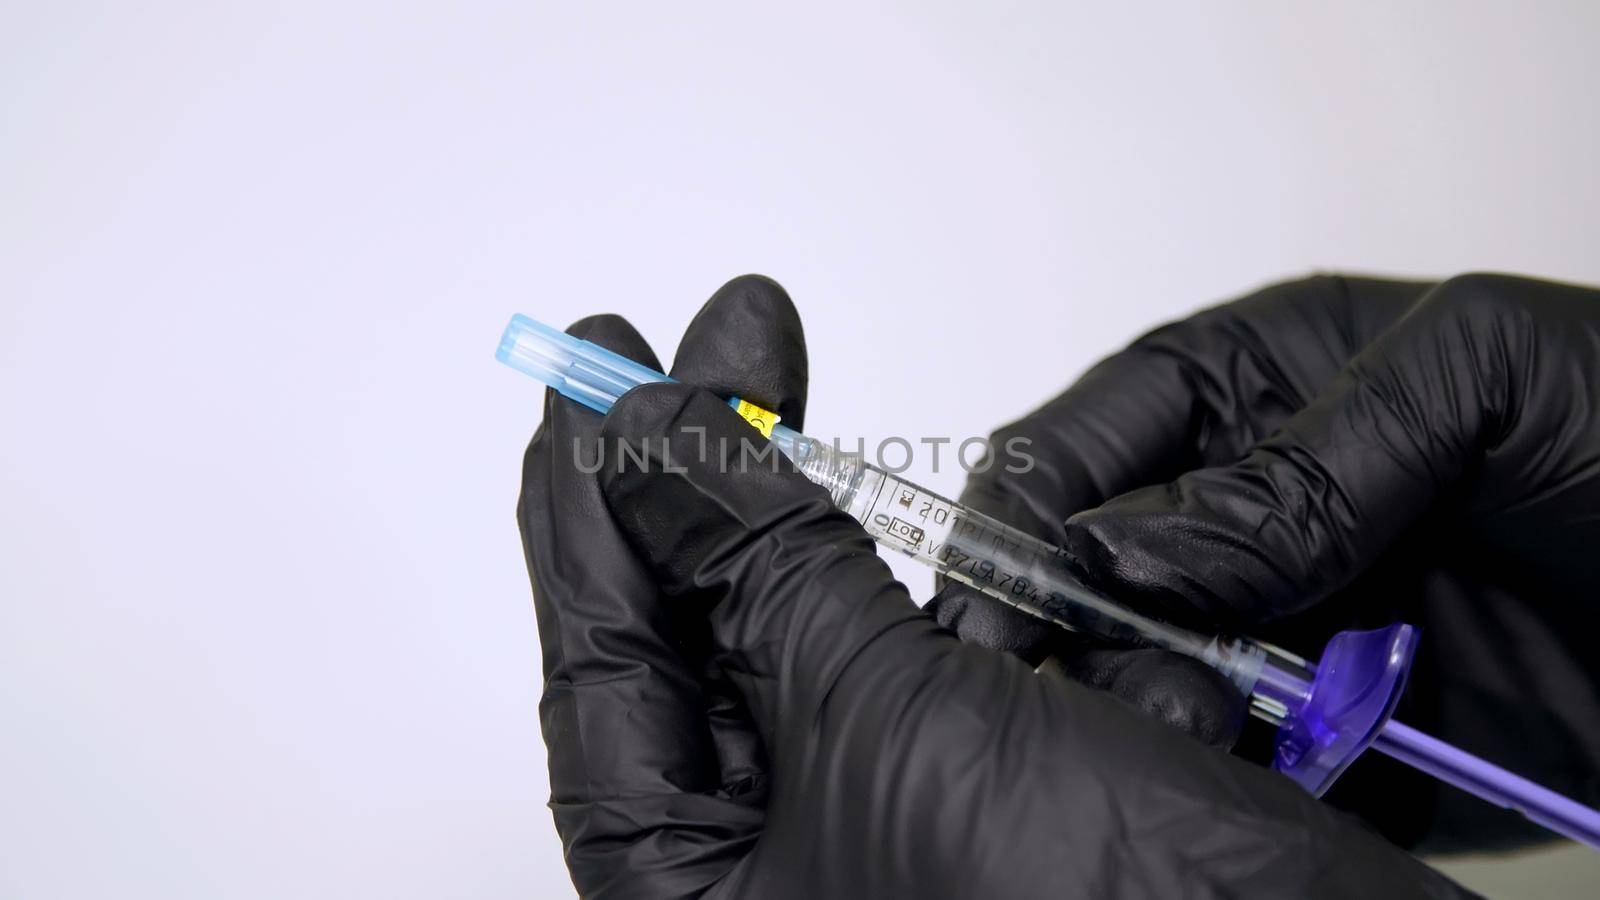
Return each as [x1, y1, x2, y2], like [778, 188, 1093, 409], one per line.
[597, 383, 930, 752]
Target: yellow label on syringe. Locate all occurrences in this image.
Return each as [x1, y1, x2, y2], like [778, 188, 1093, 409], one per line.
[731, 398, 779, 438]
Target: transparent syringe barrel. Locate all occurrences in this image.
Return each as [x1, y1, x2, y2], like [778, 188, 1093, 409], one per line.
[777, 430, 1312, 712]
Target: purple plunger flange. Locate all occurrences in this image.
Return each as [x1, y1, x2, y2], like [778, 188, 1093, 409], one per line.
[1263, 623, 1600, 849]
[1269, 624, 1417, 797]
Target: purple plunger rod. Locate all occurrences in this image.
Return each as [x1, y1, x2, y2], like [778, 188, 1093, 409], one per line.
[1373, 720, 1600, 847]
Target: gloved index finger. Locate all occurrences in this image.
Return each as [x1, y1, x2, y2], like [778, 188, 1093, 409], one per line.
[963, 276, 1429, 543]
[520, 315, 760, 895]
[1062, 273, 1600, 628]
[931, 277, 1429, 670]
[527, 316, 715, 797]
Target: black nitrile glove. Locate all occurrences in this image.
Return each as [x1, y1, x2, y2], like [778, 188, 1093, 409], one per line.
[518, 275, 1471, 898]
[930, 273, 1600, 852]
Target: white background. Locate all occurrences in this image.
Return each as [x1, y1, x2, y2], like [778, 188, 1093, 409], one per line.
[4, 3, 1598, 897]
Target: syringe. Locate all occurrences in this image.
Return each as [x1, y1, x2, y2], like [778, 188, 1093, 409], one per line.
[496, 313, 1600, 848]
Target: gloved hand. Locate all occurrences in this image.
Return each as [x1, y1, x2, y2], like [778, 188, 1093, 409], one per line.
[518, 275, 1470, 898]
[929, 273, 1600, 852]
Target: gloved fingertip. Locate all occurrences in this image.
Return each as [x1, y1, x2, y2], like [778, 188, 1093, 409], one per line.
[1100, 650, 1249, 750]
[671, 274, 808, 431]
[1057, 509, 1120, 578]
[1059, 507, 1222, 628]
[925, 581, 1059, 663]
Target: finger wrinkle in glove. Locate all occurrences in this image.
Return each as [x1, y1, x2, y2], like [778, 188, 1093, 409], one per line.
[552, 794, 764, 900]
